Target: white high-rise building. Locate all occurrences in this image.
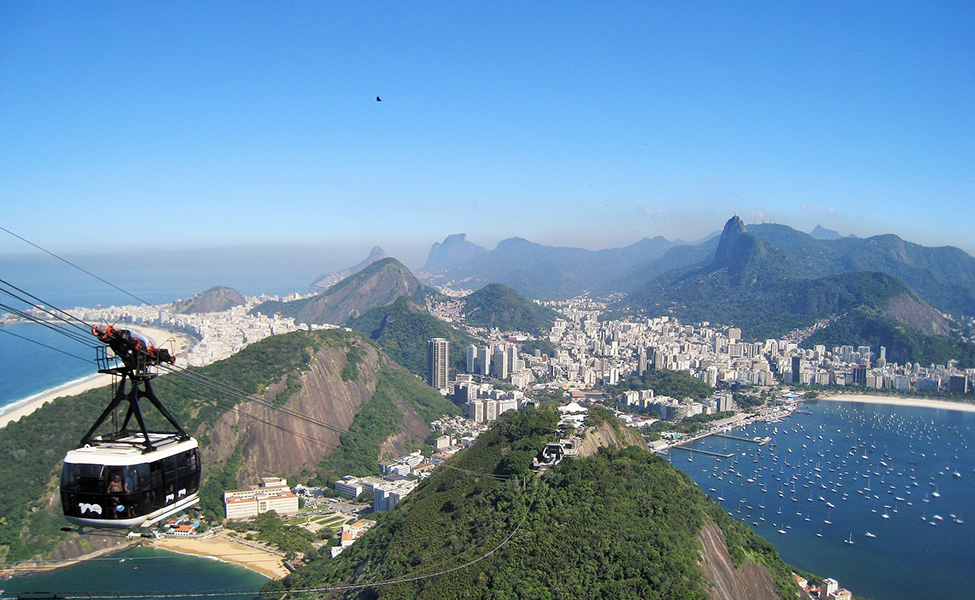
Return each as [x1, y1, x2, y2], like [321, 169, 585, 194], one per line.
[478, 346, 491, 376]
[492, 344, 509, 379]
[466, 344, 478, 373]
[427, 338, 449, 390]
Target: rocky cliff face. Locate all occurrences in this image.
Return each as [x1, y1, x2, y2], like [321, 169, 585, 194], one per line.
[200, 338, 432, 485]
[698, 521, 780, 600]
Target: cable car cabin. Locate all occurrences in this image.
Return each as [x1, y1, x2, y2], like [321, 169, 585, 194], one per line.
[60, 434, 200, 529]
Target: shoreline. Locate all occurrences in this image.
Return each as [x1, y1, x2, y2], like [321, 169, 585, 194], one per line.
[151, 531, 288, 579]
[810, 392, 975, 413]
[0, 372, 114, 429]
[0, 325, 193, 430]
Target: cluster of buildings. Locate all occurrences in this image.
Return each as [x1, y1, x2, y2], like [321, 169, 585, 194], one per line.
[223, 476, 299, 520]
[621, 389, 737, 420]
[794, 574, 852, 600]
[73, 296, 321, 367]
[784, 344, 973, 395]
[453, 377, 533, 423]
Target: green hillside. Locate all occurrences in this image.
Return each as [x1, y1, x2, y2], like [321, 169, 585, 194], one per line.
[265, 407, 800, 600]
[463, 283, 563, 335]
[0, 329, 457, 561]
[803, 307, 975, 368]
[251, 258, 420, 325]
[347, 295, 475, 378]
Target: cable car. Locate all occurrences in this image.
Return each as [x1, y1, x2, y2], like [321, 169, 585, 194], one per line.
[59, 326, 201, 529]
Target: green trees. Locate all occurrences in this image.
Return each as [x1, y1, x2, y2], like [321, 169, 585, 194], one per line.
[264, 409, 800, 600]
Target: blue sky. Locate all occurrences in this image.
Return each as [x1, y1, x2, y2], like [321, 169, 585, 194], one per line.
[2, 2, 974, 270]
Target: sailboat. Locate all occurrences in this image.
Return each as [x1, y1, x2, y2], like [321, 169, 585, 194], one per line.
[844, 533, 854, 544]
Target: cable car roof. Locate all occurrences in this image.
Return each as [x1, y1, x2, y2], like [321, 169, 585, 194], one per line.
[64, 434, 197, 466]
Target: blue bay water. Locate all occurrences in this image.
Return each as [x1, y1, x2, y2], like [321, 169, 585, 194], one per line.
[0, 252, 320, 409]
[673, 400, 975, 600]
[1, 546, 267, 599]
[0, 323, 98, 407]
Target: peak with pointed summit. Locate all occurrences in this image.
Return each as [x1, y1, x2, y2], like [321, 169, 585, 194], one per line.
[308, 246, 387, 292]
[709, 215, 766, 276]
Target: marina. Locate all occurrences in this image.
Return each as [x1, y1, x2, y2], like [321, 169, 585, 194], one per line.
[675, 398, 975, 600]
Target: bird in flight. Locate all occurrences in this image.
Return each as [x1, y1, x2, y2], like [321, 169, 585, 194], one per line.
[376, 96, 382, 102]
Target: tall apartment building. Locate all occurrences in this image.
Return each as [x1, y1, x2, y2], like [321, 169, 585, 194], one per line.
[478, 346, 491, 376]
[466, 344, 478, 373]
[427, 338, 449, 390]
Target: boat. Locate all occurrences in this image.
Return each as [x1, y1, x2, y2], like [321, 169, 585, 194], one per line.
[865, 532, 876, 538]
[844, 533, 854, 544]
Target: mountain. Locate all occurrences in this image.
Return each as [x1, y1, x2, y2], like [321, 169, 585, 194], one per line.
[420, 233, 487, 273]
[744, 225, 975, 318]
[0, 328, 459, 562]
[171, 286, 245, 314]
[308, 246, 387, 293]
[462, 282, 564, 335]
[625, 217, 955, 350]
[265, 407, 800, 600]
[418, 235, 683, 299]
[809, 225, 843, 240]
[252, 258, 420, 325]
[347, 295, 476, 377]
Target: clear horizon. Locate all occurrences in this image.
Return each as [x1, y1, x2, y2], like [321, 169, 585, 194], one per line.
[3, 3, 974, 259]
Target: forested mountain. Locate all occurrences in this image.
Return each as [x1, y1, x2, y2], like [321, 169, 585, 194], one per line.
[461, 283, 564, 335]
[171, 285, 245, 314]
[0, 329, 458, 562]
[265, 407, 800, 600]
[418, 234, 683, 299]
[251, 258, 421, 325]
[347, 296, 475, 377]
[623, 217, 966, 365]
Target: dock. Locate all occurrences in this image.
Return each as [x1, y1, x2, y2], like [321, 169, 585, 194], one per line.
[712, 433, 773, 445]
[668, 446, 735, 459]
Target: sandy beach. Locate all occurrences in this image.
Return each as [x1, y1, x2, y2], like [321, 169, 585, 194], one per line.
[0, 325, 193, 430]
[152, 531, 288, 579]
[814, 392, 975, 413]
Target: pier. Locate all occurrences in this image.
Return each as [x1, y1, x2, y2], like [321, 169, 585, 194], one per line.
[668, 446, 735, 459]
[713, 433, 773, 445]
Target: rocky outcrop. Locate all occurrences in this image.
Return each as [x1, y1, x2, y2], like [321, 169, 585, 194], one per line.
[203, 342, 382, 483]
[172, 286, 245, 314]
[577, 420, 647, 457]
[698, 521, 780, 600]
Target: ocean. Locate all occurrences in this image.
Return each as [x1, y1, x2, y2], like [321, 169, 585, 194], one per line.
[674, 399, 975, 600]
[0, 251, 322, 409]
[1, 546, 267, 599]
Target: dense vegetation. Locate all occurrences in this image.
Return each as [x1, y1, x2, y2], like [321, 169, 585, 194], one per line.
[611, 368, 714, 401]
[347, 296, 475, 378]
[264, 407, 799, 600]
[462, 283, 563, 335]
[802, 308, 975, 368]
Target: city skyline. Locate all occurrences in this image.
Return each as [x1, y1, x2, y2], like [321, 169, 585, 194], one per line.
[2, 3, 974, 262]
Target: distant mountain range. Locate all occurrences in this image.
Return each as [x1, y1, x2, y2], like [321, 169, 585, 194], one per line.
[418, 234, 684, 299]
[417, 223, 975, 320]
